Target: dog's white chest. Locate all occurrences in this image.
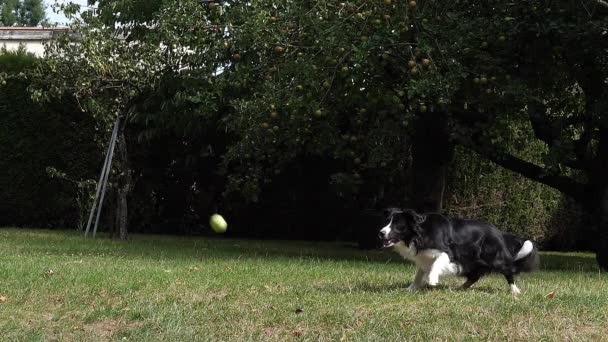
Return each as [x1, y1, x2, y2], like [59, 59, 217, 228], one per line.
[393, 243, 461, 275]
[393, 241, 417, 261]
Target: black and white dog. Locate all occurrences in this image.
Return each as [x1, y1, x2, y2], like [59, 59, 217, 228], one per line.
[379, 209, 539, 295]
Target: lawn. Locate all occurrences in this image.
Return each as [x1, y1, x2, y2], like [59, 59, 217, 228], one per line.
[1, 228, 607, 341]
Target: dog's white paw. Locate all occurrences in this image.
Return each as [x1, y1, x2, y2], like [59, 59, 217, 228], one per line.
[427, 274, 439, 287]
[510, 284, 521, 296]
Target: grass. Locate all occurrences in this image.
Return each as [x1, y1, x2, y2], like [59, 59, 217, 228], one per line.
[1, 228, 607, 341]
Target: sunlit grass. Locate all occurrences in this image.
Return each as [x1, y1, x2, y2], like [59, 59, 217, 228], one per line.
[1, 228, 607, 341]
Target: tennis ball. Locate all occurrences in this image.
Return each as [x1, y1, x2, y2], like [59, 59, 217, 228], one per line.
[209, 214, 227, 233]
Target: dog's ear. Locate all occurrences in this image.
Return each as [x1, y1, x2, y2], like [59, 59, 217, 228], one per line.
[403, 209, 426, 224]
[383, 207, 402, 217]
[414, 212, 426, 224]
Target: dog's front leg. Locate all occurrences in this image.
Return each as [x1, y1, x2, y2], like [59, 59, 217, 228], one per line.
[406, 267, 427, 291]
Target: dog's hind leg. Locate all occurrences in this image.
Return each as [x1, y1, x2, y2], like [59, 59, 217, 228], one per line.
[460, 274, 481, 290]
[504, 273, 521, 295]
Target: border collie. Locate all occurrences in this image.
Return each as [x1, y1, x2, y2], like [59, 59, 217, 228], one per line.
[378, 209, 539, 295]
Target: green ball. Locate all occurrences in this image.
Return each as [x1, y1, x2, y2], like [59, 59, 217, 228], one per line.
[209, 214, 228, 233]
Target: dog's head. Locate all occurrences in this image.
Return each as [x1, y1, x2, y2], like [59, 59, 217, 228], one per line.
[378, 208, 426, 248]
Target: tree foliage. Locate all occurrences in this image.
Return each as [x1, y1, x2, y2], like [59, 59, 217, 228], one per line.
[0, 0, 45, 26]
[129, 0, 607, 213]
[33, 1, 608, 264]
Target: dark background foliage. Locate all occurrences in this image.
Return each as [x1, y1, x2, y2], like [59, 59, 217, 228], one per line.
[0, 49, 585, 250]
[3, 0, 605, 258]
[0, 50, 99, 227]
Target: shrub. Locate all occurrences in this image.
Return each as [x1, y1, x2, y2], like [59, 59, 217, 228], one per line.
[446, 147, 585, 249]
[0, 50, 100, 228]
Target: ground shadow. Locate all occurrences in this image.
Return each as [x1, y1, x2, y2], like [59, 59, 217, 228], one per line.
[7, 228, 405, 264]
[4, 229, 604, 272]
[317, 281, 502, 294]
[318, 282, 408, 294]
[539, 252, 600, 272]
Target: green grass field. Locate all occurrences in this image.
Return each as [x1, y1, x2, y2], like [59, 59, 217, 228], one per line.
[1, 228, 607, 341]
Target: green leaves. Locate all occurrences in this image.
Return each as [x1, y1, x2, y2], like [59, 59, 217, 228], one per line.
[30, 0, 607, 202]
[0, 0, 45, 26]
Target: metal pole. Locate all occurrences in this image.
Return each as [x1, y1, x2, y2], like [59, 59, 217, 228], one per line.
[83, 137, 111, 235]
[92, 116, 121, 238]
[84, 118, 119, 237]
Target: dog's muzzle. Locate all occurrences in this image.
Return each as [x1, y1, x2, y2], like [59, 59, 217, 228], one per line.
[378, 232, 398, 248]
[381, 239, 398, 248]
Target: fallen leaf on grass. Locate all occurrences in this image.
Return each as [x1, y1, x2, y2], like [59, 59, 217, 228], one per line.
[175, 279, 185, 285]
[293, 329, 303, 337]
[545, 291, 555, 299]
[0, 295, 7, 302]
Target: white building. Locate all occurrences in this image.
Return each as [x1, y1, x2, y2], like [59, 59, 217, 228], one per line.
[0, 27, 69, 57]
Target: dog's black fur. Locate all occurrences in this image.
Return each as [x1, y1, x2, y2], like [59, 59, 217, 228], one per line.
[380, 208, 539, 289]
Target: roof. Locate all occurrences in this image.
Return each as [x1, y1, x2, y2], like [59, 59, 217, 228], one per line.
[0, 27, 71, 40]
[0, 27, 69, 31]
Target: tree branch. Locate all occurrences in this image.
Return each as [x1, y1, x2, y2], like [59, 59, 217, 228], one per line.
[452, 134, 587, 201]
[528, 101, 558, 146]
[589, 0, 608, 12]
[526, 102, 590, 170]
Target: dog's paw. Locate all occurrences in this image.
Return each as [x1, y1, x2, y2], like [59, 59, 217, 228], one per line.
[405, 284, 419, 291]
[427, 275, 439, 287]
[510, 284, 521, 296]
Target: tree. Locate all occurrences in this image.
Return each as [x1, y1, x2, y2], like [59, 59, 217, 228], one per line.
[30, 5, 150, 239]
[172, 0, 607, 268]
[447, 1, 608, 269]
[31, 1, 228, 239]
[37, 1, 608, 269]
[0, 0, 45, 26]
[19, 0, 44, 26]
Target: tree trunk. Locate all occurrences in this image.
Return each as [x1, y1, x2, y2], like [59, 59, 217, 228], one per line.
[593, 128, 608, 271]
[410, 111, 454, 212]
[596, 186, 608, 271]
[115, 129, 131, 241]
[110, 192, 118, 239]
[117, 186, 129, 240]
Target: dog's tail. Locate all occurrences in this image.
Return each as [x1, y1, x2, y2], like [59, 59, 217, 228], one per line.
[514, 240, 539, 273]
[504, 233, 540, 273]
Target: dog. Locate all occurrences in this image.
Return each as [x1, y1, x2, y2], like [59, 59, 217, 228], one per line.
[378, 208, 539, 295]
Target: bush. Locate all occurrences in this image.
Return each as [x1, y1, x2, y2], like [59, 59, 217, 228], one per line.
[0, 50, 100, 228]
[0, 45, 36, 73]
[445, 146, 585, 249]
